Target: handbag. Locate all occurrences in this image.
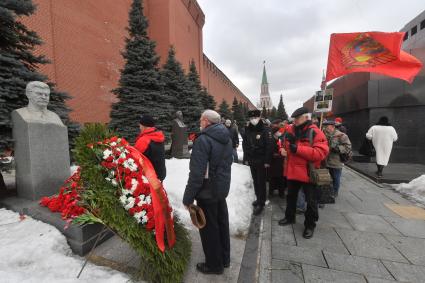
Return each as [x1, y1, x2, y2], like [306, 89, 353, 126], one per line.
[359, 137, 375, 157]
[307, 129, 332, 186]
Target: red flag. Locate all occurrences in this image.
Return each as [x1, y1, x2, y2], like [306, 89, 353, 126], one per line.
[325, 32, 422, 83]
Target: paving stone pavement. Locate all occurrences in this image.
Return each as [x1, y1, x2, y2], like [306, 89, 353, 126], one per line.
[258, 167, 425, 283]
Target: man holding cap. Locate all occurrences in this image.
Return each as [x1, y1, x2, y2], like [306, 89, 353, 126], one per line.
[278, 107, 329, 239]
[135, 115, 166, 181]
[242, 109, 273, 215]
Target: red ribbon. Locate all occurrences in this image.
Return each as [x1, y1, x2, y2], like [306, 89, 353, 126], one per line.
[127, 146, 176, 252]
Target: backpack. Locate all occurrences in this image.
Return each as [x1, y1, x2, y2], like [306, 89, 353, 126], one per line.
[334, 132, 352, 163]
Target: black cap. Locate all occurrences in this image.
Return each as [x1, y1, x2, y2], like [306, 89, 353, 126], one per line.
[247, 110, 261, 118]
[291, 107, 309, 118]
[322, 119, 335, 126]
[139, 115, 155, 127]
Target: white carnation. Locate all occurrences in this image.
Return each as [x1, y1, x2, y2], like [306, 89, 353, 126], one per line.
[102, 149, 113, 160]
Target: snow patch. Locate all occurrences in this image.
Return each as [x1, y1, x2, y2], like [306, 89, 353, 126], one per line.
[0, 209, 129, 282]
[164, 158, 254, 236]
[394, 174, 425, 206]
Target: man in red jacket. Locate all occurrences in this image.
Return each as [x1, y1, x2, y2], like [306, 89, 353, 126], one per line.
[134, 115, 166, 181]
[278, 107, 329, 239]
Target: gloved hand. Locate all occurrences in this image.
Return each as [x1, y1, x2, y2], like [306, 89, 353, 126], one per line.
[285, 133, 296, 144]
[290, 143, 298, 153]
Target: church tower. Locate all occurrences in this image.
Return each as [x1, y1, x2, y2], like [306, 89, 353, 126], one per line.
[258, 62, 273, 110]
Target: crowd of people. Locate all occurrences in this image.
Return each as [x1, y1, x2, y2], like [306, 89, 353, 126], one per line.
[134, 107, 398, 275]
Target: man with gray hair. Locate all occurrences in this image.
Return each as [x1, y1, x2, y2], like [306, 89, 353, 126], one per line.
[183, 109, 233, 274]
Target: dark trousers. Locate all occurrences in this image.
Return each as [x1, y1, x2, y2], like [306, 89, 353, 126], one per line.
[285, 180, 319, 229]
[0, 172, 6, 191]
[197, 198, 230, 270]
[376, 164, 384, 174]
[250, 162, 267, 206]
[269, 176, 286, 193]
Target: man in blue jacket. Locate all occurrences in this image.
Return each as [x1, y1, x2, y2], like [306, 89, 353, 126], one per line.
[183, 110, 233, 275]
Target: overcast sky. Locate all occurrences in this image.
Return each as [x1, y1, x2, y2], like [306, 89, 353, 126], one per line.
[197, 0, 424, 115]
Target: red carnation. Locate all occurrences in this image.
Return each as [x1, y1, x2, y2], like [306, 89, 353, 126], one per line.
[40, 197, 51, 207]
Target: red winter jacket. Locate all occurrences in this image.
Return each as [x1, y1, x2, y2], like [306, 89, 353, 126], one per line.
[135, 128, 166, 181]
[283, 122, 329, 183]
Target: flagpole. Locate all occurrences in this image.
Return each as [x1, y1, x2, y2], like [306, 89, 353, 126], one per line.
[319, 69, 326, 130]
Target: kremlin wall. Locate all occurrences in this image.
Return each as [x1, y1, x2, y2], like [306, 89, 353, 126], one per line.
[22, 0, 254, 124]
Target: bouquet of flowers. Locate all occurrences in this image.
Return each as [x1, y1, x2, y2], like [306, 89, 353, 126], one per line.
[40, 168, 85, 220]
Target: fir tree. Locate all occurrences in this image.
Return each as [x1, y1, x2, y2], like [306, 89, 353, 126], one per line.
[0, 0, 78, 152]
[243, 102, 249, 117]
[261, 105, 268, 118]
[181, 59, 204, 131]
[238, 100, 247, 124]
[109, 0, 172, 142]
[200, 86, 216, 110]
[277, 94, 288, 120]
[270, 106, 277, 120]
[218, 99, 232, 119]
[231, 97, 244, 126]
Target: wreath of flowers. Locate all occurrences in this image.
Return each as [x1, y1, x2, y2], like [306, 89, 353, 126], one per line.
[89, 136, 157, 230]
[40, 134, 175, 252]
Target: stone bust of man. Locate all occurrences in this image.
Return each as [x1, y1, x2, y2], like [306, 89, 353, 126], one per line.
[14, 81, 64, 125]
[173, 110, 186, 127]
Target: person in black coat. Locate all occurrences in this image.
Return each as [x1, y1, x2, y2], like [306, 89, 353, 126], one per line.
[224, 119, 239, 163]
[242, 109, 273, 215]
[183, 110, 233, 275]
[269, 119, 286, 198]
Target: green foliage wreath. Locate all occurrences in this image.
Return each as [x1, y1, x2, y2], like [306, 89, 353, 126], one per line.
[73, 124, 191, 282]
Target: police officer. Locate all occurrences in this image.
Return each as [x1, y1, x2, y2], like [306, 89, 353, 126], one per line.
[242, 110, 272, 215]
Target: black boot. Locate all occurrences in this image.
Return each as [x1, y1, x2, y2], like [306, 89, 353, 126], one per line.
[278, 218, 295, 226]
[253, 205, 264, 216]
[377, 165, 384, 178]
[303, 227, 315, 239]
[196, 263, 224, 275]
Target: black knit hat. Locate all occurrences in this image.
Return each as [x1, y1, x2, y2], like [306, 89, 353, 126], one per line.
[291, 107, 309, 118]
[139, 115, 155, 127]
[322, 119, 335, 126]
[247, 110, 261, 118]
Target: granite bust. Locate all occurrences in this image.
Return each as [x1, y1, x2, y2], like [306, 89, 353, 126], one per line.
[12, 81, 70, 200]
[174, 110, 186, 128]
[14, 81, 64, 125]
[171, 111, 189, 158]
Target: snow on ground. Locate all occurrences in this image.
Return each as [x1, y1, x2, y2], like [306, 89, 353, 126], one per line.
[395, 174, 425, 206]
[0, 209, 129, 283]
[164, 158, 255, 236]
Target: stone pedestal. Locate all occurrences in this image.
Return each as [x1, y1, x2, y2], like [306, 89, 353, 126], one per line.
[170, 120, 189, 158]
[0, 197, 112, 256]
[12, 111, 70, 200]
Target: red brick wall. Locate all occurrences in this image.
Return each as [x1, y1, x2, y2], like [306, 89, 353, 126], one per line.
[22, 0, 253, 124]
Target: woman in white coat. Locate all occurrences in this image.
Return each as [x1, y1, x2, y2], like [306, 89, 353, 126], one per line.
[366, 116, 398, 177]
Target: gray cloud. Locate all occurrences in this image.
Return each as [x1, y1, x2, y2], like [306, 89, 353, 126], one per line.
[197, 0, 425, 114]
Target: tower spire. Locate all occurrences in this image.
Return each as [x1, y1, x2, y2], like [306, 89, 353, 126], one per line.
[262, 61, 268, 85]
[258, 61, 273, 110]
